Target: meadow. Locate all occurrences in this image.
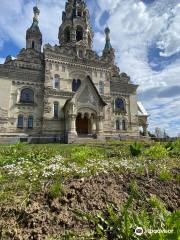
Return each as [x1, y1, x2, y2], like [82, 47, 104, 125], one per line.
[0, 140, 179, 239]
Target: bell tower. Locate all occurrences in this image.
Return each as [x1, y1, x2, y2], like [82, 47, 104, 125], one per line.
[26, 6, 42, 52]
[58, 0, 93, 50]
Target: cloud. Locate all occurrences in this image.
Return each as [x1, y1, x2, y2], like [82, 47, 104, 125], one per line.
[0, 58, 5, 64]
[94, 0, 180, 136]
[0, 0, 179, 136]
[157, 4, 180, 57]
[158, 86, 180, 98]
[0, 0, 64, 49]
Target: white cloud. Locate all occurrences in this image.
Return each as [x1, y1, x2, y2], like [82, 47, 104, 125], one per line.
[0, 58, 5, 64]
[0, 0, 179, 136]
[94, 0, 180, 136]
[157, 4, 180, 57]
[0, 0, 64, 48]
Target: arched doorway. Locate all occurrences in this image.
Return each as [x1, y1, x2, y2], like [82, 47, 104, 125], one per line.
[76, 113, 89, 134]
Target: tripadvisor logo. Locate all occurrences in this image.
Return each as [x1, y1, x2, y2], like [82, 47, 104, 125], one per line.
[135, 227, 144, 236]
[135, 227, 173, 236]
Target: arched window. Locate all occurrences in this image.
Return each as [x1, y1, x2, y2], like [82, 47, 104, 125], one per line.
[55, 64, 59, 71]
[54, 102, 59, 118]
[72, 79, 81, 92]
[64, 27, 71, 43]
[28, 116, 33, 129]
[115, 98, 125, 111]
[20, 88, 34, 103]
[32, 41, 35, 49]
[122, 119, 126, 130]
[17, 115, 24, 128]
[76, 26, 83, 42]
[49, 63, 52, 70]
[77, 10, 82, 17]
[88, 34, 91, 48]
[78, 50, 83, 58]
[99, 81, 104, 95]
[116, 120, 120, 130]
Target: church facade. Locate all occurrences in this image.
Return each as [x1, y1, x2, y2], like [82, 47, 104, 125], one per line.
[0, 0, 148, 144]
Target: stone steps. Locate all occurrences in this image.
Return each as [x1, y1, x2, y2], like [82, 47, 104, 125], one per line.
[0, 137, 19, 144]
[74, 137, 98, 144]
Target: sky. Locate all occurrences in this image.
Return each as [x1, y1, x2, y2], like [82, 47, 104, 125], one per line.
[0, 0, 180, 136]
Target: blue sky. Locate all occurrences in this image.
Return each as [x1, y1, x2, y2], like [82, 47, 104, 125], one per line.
[0, 0, 180, 136]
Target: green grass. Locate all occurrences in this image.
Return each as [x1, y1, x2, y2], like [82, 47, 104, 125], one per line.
[0, 141, 179, 206]
[0, 140, 180, 239]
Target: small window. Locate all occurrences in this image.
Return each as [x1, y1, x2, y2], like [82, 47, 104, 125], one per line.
[32, 41, 35, 49]
[94, 71, 97, 77]
[77, 10, 82, 17]
[17, 115, 24, 129]
[55, 64, 59, 71]
[99, 81, 104, 95]
[115, 98, 125, 111]
[76, 26, 83, 42]
[20, 88, 34, 103]
[116, 120, 120, 130]
[72, 79, 81, 92]
[28, 116, 33, 129]
[53, 79, 60, 89]
[64, 27, 71, 43]
[54, 102, 59, 118]
[122, 119, 126, 130]
[79, 50, 83, 58]
[62, 66, 66, 72]
[49, 63, 52, 70]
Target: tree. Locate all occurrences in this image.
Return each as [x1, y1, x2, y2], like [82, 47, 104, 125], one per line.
[155, 127, 163, 138]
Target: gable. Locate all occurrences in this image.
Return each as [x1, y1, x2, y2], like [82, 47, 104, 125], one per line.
[75, 76, 106, 107]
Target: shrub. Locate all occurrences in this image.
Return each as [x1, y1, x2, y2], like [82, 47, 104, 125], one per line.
[130, 142, 143, 157]
[144, 144, 169, 159]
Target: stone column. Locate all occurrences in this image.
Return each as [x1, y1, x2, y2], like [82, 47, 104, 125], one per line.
[96, 116, 105, 141]
[67, 114, 77, 143]
[143, 124, 148, 137]
[71, 28, 76, 43]
[68, 114, 77, 134]
[91, 117, 96, 134]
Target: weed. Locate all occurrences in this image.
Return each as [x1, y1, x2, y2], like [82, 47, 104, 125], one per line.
[130, 142, 143, 157]
[49, 182, 63, 199]
[159, 170, 173, 181]
[144, 144, 169, 160]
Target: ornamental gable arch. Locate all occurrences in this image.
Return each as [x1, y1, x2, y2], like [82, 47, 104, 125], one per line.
[64, 76, 106, 116]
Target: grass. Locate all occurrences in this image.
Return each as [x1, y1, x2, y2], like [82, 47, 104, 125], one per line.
[0, 141, 179, 205]
[0, 140, 180, 239]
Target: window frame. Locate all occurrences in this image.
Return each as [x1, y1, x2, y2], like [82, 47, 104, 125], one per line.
[72, 79, 81, 92]
[53, 102, 59, 119]
[20, 88, 34, 104]
[99, 81, 104, 95]
[17, 115, 24, 129]
[115, 98, 125, 112]
[28, 115, 34, 129]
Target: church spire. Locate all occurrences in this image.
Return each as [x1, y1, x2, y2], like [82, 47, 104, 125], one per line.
[102, 27, 115, 64]
[104, 27, 112, 51]
[26, 5, 42, 52]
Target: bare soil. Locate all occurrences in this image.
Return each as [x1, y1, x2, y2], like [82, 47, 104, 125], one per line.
[0, 171, 179, 240]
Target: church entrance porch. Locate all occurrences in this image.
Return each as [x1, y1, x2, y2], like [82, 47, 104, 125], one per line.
[76, 113, 89, 134]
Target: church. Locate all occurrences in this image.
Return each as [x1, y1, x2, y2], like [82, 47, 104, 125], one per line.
[0, 0, 148, 143]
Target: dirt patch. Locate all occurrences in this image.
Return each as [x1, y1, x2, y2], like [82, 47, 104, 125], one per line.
[0, 171, 179, 239]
